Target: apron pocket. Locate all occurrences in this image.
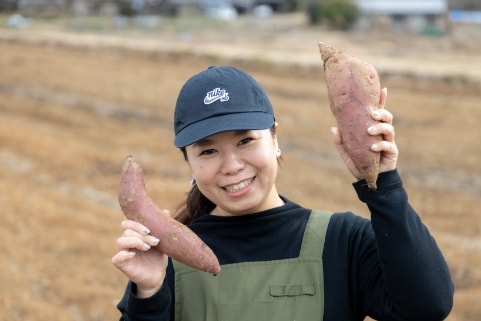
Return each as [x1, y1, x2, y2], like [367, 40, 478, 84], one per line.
[269, 284, 315, 297]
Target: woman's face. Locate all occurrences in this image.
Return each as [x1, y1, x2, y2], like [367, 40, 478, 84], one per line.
[185, 125, 283, 216]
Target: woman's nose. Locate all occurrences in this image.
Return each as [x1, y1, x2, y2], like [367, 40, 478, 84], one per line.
[220, 151, 244, 175]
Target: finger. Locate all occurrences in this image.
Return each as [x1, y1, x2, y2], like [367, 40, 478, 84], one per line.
[117, 235, 157, 252]
[330, 126, 343, 146]
[378, 87, 387, 109]
[368, 123, 395, 142]
[372, 108, 393, 125]
[145, 235, 160, 247]
[122, 228, 161, 246]
[371, 140, 399, 171]
[112, 250, 137, 267]
[370, 140, 398, 157]
[120, 219, 151, 235]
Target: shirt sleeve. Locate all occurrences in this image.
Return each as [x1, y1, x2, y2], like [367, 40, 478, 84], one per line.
[117, 280, 172, 321]
[353, 170, 454, 321]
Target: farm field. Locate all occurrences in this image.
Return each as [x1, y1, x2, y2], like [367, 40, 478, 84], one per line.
[0, 13, 480, 321]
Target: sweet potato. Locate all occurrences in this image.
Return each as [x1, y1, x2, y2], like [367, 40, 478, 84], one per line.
[118, 155, 221, 275]
[318, 42, 382, 190]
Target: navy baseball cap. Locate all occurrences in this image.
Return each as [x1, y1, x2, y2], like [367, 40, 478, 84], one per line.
[174, 66, 275, 148]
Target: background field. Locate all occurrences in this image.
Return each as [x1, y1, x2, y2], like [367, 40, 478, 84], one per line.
[0, 13, 480, 321]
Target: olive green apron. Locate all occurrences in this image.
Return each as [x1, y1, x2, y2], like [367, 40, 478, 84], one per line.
[173, 210, 331, 321]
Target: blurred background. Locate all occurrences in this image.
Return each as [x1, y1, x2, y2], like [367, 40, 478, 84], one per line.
[1, 0, 480, 320]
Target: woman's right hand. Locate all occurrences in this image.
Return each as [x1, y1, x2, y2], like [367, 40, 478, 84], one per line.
[112, 219, 168, 298]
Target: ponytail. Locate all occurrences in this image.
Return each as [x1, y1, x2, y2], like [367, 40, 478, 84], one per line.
[174, 184, 215, 225]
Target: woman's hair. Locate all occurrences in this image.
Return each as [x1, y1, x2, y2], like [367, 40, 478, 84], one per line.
[174, 174, 215, 225]
[173, 126, 279, 225]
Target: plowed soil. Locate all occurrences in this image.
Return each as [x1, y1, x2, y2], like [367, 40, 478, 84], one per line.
[1, 13, 480, 321]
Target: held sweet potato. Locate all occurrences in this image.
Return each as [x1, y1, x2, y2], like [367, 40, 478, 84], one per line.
[318, 42, 382, 190]
[118, 155, 221, 275]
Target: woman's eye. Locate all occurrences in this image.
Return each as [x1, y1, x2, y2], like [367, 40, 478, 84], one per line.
[200, 149, 216, 156]
[238, 137, 253, 146]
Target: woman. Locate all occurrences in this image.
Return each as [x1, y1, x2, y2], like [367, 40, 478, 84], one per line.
[112, 66, 454, 321]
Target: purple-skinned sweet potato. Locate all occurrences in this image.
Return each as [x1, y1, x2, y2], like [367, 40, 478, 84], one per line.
[118, 155, 221, 274]
[318, 42, 382, 190]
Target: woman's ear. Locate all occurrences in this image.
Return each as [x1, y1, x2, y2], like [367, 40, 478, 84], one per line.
[272, 122, 281, 157]
[276, 147, 282, 157]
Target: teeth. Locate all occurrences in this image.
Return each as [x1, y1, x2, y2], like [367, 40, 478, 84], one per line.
[225, 178, 253, 192]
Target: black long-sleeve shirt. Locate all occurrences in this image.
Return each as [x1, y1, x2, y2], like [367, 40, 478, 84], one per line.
[117, 170, 454, 321]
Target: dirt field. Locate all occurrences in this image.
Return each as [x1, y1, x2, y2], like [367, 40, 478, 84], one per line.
[0, 13, 480, 321]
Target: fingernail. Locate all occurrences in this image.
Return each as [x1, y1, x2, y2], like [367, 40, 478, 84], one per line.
[143, 228, 151, 235]
[129, 251, 136, 257]
[143, 243, 151, 250]
[372, 111, 380, 118]
[371, 144, 378, 150]
[151, 237, 160, 245]
[368, 126, 376, 133]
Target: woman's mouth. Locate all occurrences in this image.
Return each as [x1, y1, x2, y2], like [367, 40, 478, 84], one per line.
[224, 178, 254, 193]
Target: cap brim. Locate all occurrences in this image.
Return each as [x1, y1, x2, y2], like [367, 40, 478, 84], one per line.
[174, 112, 274, 148]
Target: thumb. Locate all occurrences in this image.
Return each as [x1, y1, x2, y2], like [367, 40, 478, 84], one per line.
[330, 126, 343, 146]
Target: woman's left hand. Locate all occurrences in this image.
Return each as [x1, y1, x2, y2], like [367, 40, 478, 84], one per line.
[330, 88, 398, 180]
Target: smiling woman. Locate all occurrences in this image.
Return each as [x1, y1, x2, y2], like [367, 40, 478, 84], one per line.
[111, 65, 454, 321]
[172, 66, 282, 219]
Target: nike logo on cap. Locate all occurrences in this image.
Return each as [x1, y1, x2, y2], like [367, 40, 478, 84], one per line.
[204, 88, 230, 105]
